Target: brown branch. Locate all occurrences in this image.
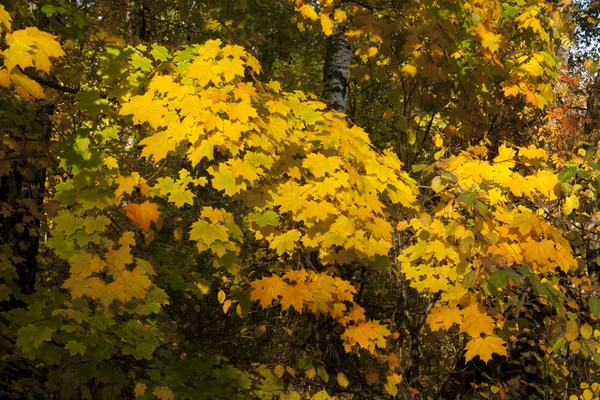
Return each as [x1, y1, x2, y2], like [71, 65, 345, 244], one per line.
[20, 69, 79, 94]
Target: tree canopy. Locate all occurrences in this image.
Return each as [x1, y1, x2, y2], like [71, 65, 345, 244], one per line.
[2, 0, 600, 399]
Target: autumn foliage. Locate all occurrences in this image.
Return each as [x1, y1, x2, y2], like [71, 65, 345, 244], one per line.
[2, 0, 600, 399]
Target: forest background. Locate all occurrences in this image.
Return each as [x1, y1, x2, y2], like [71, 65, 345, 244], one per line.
[3, 0, 600, 399]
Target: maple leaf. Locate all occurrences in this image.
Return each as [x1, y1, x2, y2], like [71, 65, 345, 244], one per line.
[119, 93, 166, 129]
[297, 4, 319, 21]
[0, 5, 12, 32]
[218, 57, 245, 82]
[134, 383, 147, 397]
[187, 139, 214, 166]
[139, 131, 175, 162]
[460, 303, 495, 338]
[11, 70, 45, 99]
[519, 58, 544, 77]
[321, 14, 334, 36]
[17, 324, 54, 351]
[427, 306, 462, 331]
[65, 340, 86, 356]
[250, 275, 286, 308]
[188, 59, 221, 86]
[303, 200, 338, 220]
[210, 164, 244, 196]
[125, 201, 161, 230]
[115, 174, 140, 197]
[521, 239, 554, 266]
[279, 282, 314, 311]
[153, 386, 175, 400]
[273, 182, 306, 214]
[69, 252, 105, 278]
[222, 44, 246, 59]
[464, 336, 508, 363]
[341, 321, 390, 353]
[168, 187, 195, 207]
[190, 219, 229, 250]
[228, 101, 257, 123]
[303, 154, 342, 178]
[3, 41, 34, 71]
[474, 23, 503, 53]
[269, 229, 301, 256]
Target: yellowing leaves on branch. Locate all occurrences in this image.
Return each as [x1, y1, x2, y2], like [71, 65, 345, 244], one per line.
[2, 1, 599, 399]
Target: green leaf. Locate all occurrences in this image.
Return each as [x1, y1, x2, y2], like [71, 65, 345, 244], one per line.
[17, 324, 54, 351]
[558, 167, 576, 183]
[590, 296, 600, 317]
[317, 366, 329, 383]
[65, 340, 86, 356]
[151, 44, 171, 62]
[552, 337, 566, 353]
[440, 170, 458, 183]
[457, 191, 477, 205]
[576, 169, 590, 179]
[474, 200, 488, 216]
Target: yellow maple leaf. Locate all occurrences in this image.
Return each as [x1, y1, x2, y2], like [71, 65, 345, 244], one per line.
[474, 23, 503, 53]
[10, 71, 45, 99]
[134, 383, 147, 397]
[427, 306, 463, 330]
[279, 282, 313, 311]
[519, 144, 546, 160]
[273, 182, 306, 214]
[530, 170, 559, 200]
[303, 153, 342, 178]
[303, 200, 339, 220]
[460, 303, 495, 338]
[139, 131, 175, 162]
[464, 336, 508, 362]
[188, 59, 222, 86]
[519, 58, 544, 77]
[341, 321, 390, 353]
[250, 275, 286, 308]
[190, 219, 229, 248]
[153, 386, 175, 400]
[297, 4, 319, 21]
[222, 44, 246, 59]
[521, 239, 554, 266]
[115, 173, 140, 197]
[68, 252, 105, 278]
[321, 13, 334, 35]
[119, 93, 166, 128]
[0, 5, 12, 32]
[218, 57, 245, 82]
[269, 229, 301, 256]
[210, 164, 244, 196]
[125, 201, 161, 230]
[3, 41, 34, 71]
[227, 101, 257, 123]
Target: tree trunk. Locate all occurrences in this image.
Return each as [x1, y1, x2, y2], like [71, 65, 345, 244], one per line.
[322, 26, 352, 114]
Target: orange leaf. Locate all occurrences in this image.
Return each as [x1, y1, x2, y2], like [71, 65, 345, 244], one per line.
[125, 201, 161, 230]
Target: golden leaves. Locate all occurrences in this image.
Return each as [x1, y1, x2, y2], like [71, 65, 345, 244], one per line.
[0, 24, 64, 99]
[459, 303, 495, 338]
[269, 229, 301, 256]
[125, 201, 161, 230]
[119, 93, 166, 129]
[474, 23, 503, 54]
[464, 336, 508, 363]
[341, 321, 390, 353]
[250, 272, 356, 315]
[0, 5, 12, 33]
[62, 233, 155, 309]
